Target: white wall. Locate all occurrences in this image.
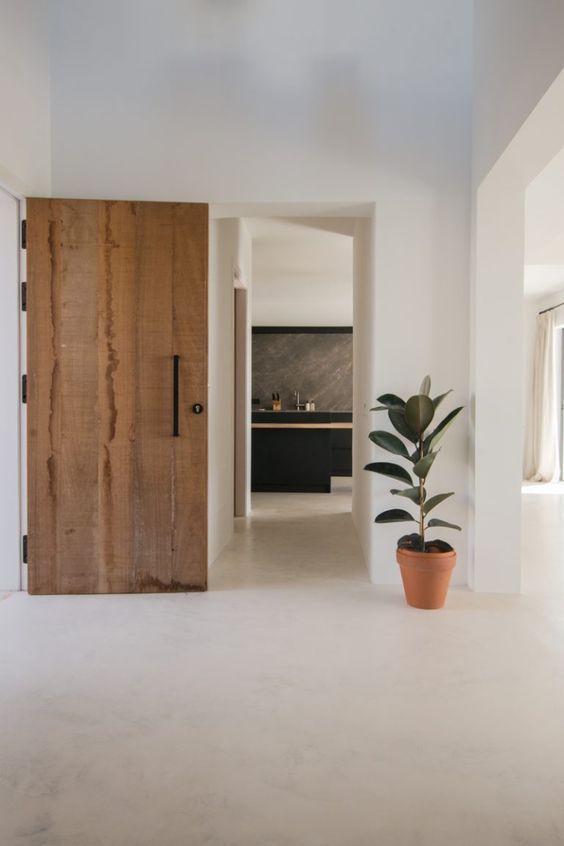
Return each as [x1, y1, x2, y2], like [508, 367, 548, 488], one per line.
[371, 185, 470, 586]
[234, 219, 252, 518]
[473, 70, 564, 591]
[473, 0, 564, 185]
[0, 0, 51, 195]
[209, 217, 253, 558]
[0, 188, 21, 590]
[48, 0, 473, 585]
[208, 220, 236, 564]
[0, 1, 51, 589]
[352, 216, 376, 572]
[472, 1, 564, 591]
[0, 1, 51, 591]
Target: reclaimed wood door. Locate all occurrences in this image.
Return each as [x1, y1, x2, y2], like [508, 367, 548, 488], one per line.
[26, 199, 208, 593]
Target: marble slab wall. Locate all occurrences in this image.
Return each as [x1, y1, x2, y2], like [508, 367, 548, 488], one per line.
[252, 331, 352, 411]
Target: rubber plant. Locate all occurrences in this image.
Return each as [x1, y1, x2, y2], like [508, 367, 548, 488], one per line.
[365, 376, 463, 608]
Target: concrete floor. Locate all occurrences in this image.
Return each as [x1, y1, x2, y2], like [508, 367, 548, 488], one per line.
[1, 482, 564, 845]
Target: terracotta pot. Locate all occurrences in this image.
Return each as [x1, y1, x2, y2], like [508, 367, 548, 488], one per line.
[396, 547, 456, 610]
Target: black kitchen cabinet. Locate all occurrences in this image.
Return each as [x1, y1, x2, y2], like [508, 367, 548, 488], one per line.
[251, 411, 352, 493]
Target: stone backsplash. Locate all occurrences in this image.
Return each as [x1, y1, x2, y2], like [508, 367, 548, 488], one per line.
[252, 329, 352, 411]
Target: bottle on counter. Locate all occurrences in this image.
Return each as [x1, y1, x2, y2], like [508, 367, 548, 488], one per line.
[305, 401, 311, 411]
[310, 400, 315, 411]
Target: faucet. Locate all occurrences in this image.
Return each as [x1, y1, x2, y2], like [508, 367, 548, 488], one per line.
[294, 390, 306, 411]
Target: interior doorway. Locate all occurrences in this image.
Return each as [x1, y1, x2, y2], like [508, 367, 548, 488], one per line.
[247, 218, 354, 531]
[208, 203, 375, 584]
[473, 69, 564, 593]
[521, 145, 564, 593]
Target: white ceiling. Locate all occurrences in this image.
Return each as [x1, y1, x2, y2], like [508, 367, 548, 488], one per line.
[250, 217, 353, 326]
[523, 265, 564, 299]
[524, 146, 564, 297]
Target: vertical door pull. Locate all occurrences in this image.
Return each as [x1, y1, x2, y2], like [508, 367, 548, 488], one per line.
[173, 355, 180, 437]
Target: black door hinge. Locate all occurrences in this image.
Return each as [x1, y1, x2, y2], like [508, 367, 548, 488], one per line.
[21, 282, 27, 311]
[22, 374, 27, 403]
[21, 219, 27, 250]
[22, 535, 28, 564]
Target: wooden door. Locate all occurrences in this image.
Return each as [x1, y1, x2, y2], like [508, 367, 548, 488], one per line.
[26, 199, 208, 593]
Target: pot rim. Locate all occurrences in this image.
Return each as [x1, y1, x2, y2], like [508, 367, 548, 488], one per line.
[397, 547, 456, 560]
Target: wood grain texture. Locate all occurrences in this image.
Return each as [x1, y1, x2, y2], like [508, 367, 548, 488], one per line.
[27, 199, 208, 594]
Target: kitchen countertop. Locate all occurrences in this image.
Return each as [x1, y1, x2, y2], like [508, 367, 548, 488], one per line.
[252, 410, 352, 429]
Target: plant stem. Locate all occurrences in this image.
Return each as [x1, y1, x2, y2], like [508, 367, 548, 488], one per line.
[419, 436, 425, 550]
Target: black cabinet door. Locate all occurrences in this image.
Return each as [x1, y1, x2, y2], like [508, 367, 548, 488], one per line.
[252, 429, 331, 492]
[331, 429, 352, 476]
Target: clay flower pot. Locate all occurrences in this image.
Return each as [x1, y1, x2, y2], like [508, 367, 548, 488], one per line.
[396, 547, 456, 609]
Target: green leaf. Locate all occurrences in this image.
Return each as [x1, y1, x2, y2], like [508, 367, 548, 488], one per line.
[419, 375, 431, 396]
[432, 390, 452, 410]
[405, 394, 435, 434]
[376, 393, 405, 411]
[364, 462, 414, 485]
[413, 451, 438, 479]
[369, 430, 410, 459]
[375, 509, 416, 524]
[388, 410, 419, 445]
[391, 486, 426, 504]
[369, 406, 388, 411]
[424, 407, 463, 452]
[427, 518, 461, 531]
[423, 492, 454, 515]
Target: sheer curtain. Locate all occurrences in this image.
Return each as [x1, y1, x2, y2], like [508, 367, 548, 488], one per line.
[525, 311, 560, 482]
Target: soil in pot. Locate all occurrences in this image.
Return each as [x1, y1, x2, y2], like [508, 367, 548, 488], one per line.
[396, 547, 456, 610]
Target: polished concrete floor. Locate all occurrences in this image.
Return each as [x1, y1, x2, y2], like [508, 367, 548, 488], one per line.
[1, 482, 564, 845]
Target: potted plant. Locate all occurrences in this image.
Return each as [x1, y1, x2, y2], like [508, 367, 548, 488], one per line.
[365, 376, 463, 609]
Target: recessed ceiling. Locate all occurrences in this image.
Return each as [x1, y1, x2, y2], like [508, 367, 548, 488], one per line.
[524, 264, 564, 299]
[249, 217, 353, 326]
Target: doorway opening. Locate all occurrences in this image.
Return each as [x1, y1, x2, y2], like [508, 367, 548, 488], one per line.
[250, 218, 354, 543]
[522, 149, 564, 593]
[473, 69, 564, 593]
[209, 204, 374, 584]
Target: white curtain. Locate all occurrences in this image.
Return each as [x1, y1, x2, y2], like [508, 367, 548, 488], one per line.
[525, 311, 560, 482]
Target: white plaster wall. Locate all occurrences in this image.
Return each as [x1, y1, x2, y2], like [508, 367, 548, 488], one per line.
[235, 219, 252, 518]
[371, 184, 470, 586]
[472, 71, 564, 591]
[352, 216, 376, 573]
[209, 217, 253, 557]
[48, 0, 473, 585]
[0, 188, 21, 590]
[208, 220, 236, 564]
[0, 0, 51, 194]
[472, 0, 564, 590]
[473, 0, 564, 185]
[0, 0, 51, 590]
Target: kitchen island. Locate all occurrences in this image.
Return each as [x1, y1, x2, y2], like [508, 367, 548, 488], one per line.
[251, 411, 352, 493]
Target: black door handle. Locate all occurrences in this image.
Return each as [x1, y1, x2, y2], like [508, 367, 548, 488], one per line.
[173, 355, 179, 436]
